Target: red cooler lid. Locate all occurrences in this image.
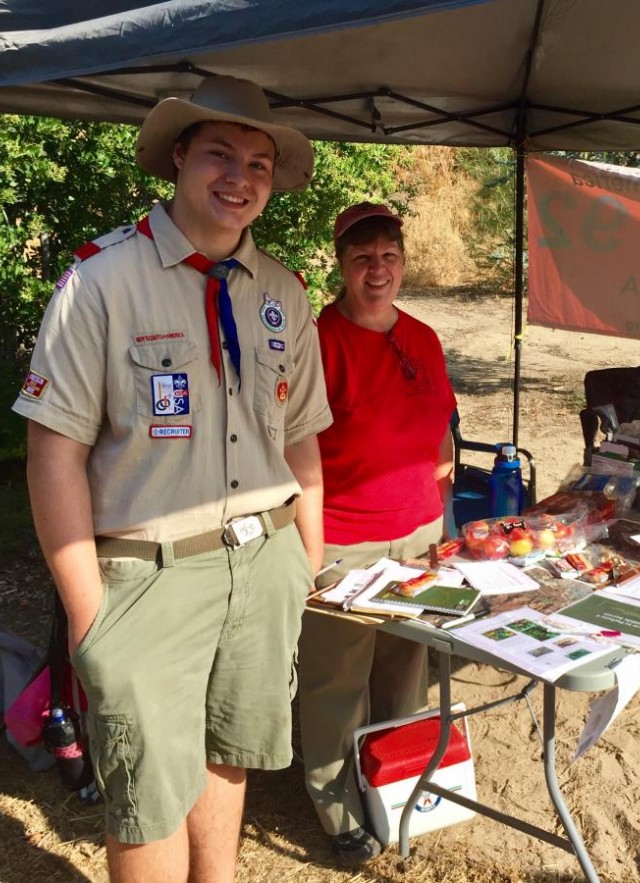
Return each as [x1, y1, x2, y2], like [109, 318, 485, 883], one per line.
[361, 717, 470, 787]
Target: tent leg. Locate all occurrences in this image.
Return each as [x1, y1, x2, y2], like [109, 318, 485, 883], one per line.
[512, 143, 526, 448]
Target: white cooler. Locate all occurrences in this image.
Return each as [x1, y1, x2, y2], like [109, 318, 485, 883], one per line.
[354, 704, 476, 845]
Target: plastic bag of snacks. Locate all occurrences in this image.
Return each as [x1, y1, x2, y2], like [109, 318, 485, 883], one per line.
[462, 509, 589, 562]
[462, 516, 543, 561]
[523, 491, 615, 544]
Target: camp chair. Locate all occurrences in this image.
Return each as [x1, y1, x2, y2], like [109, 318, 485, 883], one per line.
[450, 408, 536, 529]
[579, 367, 640, 465]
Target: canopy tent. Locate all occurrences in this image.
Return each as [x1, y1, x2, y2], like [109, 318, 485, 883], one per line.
[2, 0, 640, 444]
[2, 0, 640, 148]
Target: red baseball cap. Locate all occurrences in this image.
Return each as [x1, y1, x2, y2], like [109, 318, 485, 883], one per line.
[333, 202, 403, 243]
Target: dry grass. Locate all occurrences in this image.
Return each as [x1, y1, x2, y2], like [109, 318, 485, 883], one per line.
[401, 147, 480, 288]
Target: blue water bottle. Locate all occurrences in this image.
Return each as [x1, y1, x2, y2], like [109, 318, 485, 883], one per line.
[489, 444, 524, 517]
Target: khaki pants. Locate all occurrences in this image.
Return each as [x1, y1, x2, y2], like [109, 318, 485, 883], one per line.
[298, 520, 442, 836]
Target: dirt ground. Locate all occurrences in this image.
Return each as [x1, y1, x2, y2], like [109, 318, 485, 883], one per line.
[1, 287, 639, 882]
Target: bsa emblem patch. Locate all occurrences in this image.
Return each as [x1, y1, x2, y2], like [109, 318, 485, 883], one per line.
[275, 378, 289, 406]
[260, 293, 287, 332]
[150, 373, 190, 416]
[21, 370, 49, 399]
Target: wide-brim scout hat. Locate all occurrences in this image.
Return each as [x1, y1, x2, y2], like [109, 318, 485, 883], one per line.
[136, 75, 314, 191]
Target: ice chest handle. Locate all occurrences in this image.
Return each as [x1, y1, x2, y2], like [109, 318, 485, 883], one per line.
[353, 703, 470, 792]
[354, 703, 476, 845]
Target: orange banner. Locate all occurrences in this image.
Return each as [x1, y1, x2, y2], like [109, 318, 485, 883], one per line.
[527, 154, 640, 339]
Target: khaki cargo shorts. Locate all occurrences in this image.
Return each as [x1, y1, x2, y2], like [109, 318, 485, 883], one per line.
[71, 522, 311, 844]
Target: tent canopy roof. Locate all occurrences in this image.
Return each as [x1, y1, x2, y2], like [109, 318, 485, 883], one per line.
[1, 0, 640, 150]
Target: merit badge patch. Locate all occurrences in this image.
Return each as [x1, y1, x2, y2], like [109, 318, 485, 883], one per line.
[260, 293, 287, 332]
[275, 378, 289, 406]
[150, 373, 190, 416]
[20, 370, 49, 399]
[149, 425, 192, 439]
[268, 338, 285, 352]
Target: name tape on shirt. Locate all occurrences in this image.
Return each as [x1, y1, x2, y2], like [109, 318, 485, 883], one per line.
[149, 425, 193, 439]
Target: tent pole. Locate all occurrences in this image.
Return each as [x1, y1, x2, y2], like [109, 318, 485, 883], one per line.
[512, 143, 526, 447]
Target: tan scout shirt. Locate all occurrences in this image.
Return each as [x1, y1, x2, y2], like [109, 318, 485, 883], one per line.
[13, 203, 332, 542]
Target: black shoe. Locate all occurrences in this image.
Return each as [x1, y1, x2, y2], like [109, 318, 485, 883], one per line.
[331, 827, 381, 866]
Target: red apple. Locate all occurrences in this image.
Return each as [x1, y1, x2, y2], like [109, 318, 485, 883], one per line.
[478, 534, 510, 560]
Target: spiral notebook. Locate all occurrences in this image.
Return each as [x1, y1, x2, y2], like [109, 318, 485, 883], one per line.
[372, 582, 482, 616]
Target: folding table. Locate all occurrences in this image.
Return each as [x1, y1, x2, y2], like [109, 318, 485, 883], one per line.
[375, 614, 623, 883]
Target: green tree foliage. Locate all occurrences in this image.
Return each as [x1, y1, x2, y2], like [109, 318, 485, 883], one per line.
[453, 147, 640, 293]
[0, 115, 411, 458]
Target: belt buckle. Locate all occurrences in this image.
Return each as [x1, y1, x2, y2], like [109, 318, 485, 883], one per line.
[222, 515, 264, 548]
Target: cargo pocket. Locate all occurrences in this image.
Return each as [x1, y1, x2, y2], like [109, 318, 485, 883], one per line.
[253, 347, 294, 423]
[130, 338, 200, 418]
[88, 713, 140, 824]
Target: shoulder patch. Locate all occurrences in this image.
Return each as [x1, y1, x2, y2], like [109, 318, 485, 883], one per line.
[20, 370, 49, 400]
[55, 265, 76, 291]
[73, 224, 137, 263]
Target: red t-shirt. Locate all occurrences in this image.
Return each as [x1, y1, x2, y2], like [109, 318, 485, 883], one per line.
[318, 303, 456, 544]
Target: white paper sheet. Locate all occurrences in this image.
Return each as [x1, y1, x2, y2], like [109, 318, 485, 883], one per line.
[451, 605, 613, 682]
[572, 654, 640, 762]
[453, 560, 540, 595]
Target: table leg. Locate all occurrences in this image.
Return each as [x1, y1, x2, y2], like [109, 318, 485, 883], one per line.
[396, 654, 601, 883]
[398, 649, 453, 858]
[543, 683, 600, 883]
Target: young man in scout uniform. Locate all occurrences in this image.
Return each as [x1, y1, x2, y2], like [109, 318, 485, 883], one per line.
[14, 75, 332, 883]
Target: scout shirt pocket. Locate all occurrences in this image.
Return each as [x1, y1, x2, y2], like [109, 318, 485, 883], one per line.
[129, 339, 199, 419]
[253, 346, 294, 424]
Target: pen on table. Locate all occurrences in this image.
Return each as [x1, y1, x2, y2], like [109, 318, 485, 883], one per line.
[440, 605, 492, 630]
[343, 569, 385, 611]
[316, 558, 343, 577]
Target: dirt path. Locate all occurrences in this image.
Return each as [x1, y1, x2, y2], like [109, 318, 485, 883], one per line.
[401, 287, 640, 500]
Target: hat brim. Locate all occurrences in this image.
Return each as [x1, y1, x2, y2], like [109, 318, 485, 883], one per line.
[136, 97, 314, 192]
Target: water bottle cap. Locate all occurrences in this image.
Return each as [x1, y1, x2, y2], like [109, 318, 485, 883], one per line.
[501, 444, 517, 460]
[51, 707, 66, 722]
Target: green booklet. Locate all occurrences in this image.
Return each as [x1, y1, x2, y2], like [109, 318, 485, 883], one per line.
[556, 590, 640, 643]
[372, 582, 482, 616]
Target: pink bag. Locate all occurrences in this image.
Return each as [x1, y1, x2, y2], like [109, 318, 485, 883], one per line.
[5, 666, 51, 747]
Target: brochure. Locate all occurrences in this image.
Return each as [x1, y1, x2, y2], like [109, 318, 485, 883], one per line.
[451, 605, 613, 682]
[552, 590, 640, 648]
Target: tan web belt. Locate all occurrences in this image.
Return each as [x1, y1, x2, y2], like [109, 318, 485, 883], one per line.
[95, 500, 296, 561]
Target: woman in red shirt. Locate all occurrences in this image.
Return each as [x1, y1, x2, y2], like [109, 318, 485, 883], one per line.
[298, 202, 456, 866]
